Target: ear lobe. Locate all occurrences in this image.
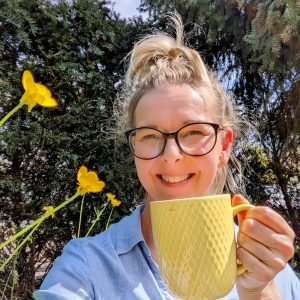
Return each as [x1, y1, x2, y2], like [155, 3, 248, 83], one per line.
[218, 154, 226, 168]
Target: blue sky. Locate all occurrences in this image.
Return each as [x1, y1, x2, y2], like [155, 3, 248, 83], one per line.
[111, 0, 143, 18]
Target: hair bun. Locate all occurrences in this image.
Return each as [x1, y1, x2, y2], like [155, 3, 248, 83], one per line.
[125, 13, 211, 89]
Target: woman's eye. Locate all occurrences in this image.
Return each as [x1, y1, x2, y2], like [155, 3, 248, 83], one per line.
[141, 134, 159, 141]
[186, 130, 202, 136]
[183, 130, 207, 138]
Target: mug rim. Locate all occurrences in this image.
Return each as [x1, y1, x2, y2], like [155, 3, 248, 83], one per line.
[150, 193, 231, 206]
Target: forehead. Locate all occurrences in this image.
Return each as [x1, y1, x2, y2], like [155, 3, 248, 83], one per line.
[134, 83, 217, 128]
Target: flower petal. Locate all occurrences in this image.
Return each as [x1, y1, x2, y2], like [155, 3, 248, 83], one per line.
[111, 198, 121, 207]
[106, 193, 121, 207]
[22, 70, 35, 92]
[77, 166, 88, 181]
[34, 84, 58, 107]
[36, 83, 52, 98]
[21, 71, 58, 109]
[76, 166, 105, 195]
[106, 193, 115, 201]
[91, 180, 105, 193]
[39, 96, 58, 107]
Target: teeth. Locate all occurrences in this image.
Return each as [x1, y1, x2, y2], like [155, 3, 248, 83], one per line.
[161, 175, 189, 183]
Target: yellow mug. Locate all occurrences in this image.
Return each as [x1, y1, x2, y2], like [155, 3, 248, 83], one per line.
[150, 194, 254, 300]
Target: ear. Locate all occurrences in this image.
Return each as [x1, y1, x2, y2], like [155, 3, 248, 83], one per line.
[218, 127, 233, 168]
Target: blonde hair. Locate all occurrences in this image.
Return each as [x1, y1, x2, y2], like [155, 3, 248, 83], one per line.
[113, 12, 246, 195]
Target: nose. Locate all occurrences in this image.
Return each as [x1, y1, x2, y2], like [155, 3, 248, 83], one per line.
[161, 138, 184, 163]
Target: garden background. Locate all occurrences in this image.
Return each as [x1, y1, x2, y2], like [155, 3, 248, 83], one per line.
[0, 0, 299, 298]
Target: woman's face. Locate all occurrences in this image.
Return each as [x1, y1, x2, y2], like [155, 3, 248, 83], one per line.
[133, 83, 233, 203]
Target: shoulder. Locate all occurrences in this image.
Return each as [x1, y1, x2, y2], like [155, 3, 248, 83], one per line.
[33, 236, 94, 299]
[77, 205, 144, 256]
[40, 205, 143, 283]
[59, 211, 134, 265]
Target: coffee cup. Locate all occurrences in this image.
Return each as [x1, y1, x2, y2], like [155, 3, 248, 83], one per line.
[150, 194, 254, 299]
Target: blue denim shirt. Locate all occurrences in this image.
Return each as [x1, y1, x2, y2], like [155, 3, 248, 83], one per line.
[33, 205, 300, 300]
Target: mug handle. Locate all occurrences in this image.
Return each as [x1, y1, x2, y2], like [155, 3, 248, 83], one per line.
[232, 203, 255, 275]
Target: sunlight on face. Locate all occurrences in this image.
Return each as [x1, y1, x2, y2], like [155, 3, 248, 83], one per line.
[133, 83, 231, 202]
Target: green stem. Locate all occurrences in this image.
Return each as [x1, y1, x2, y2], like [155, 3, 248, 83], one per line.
[77, 195, 85, 238]
[1, 255, 14, 300]
[0, 103, 23, 127]
[0, 192, 80, 251]
[105, 207, 114, 230]
[0, 220, 41, 272]
[85, 202, 109, 237]
[10, 254, 18, 300]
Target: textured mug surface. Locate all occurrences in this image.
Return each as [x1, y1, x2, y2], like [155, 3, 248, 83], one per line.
[150, 194, 253, 300]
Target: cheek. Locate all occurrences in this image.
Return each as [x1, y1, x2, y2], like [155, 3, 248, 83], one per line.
[208, 140, 223, 163]
[134, 158, 153, 189]
[194, 149, 221, 180]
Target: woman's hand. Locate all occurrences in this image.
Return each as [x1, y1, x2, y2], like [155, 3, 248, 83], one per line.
[232, 194, 295, 299]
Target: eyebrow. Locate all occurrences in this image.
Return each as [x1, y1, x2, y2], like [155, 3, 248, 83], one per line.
[183, 119, 206, 125]
[137, 119, 208, 129]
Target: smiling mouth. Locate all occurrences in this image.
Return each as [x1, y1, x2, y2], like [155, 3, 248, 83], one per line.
[160, 174, 193, 183]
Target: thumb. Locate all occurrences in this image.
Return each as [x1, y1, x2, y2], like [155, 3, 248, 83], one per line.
[232, 194, 250, 226]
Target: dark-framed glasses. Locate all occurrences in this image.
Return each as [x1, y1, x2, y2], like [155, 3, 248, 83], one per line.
[125, 122, 223, 160]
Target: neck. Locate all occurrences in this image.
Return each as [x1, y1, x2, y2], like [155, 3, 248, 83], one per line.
[141, 201, 157, 262]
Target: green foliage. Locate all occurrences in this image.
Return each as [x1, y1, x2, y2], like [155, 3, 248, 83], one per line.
[0, 0, 147, 297]
[242, 0, 300, 72]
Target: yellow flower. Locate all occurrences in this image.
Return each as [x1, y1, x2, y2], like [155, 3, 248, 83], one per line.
[106, 192, 121, 207]
[77, 166, 105, 195]
[43, 206, 56, 219]
[20, 70, 58, 112]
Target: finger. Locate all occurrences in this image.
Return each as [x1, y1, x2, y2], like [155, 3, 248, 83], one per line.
[232, 194, 250, 225]
[232, 194, 295, 241]
[237, 247, 277, 283]
[246, 206, 295, 239]
[240, 218, 295, 260]
[237, 231, 286, 271]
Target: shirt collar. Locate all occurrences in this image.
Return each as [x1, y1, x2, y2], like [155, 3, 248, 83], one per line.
[115, 205, 147, 255]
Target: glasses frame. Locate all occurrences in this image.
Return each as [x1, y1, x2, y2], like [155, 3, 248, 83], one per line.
[125, 122, 223, 160]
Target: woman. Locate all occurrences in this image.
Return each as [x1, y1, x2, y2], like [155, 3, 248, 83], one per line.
[33, 14, 300, 299]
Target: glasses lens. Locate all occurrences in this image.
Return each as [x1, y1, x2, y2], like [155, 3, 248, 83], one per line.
[129, 128, 164, 159]
[178, 123, 217, 155]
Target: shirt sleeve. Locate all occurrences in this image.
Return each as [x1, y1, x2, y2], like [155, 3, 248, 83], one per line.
[274, 263, 300, 300]
[33, 239, 93, 300]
